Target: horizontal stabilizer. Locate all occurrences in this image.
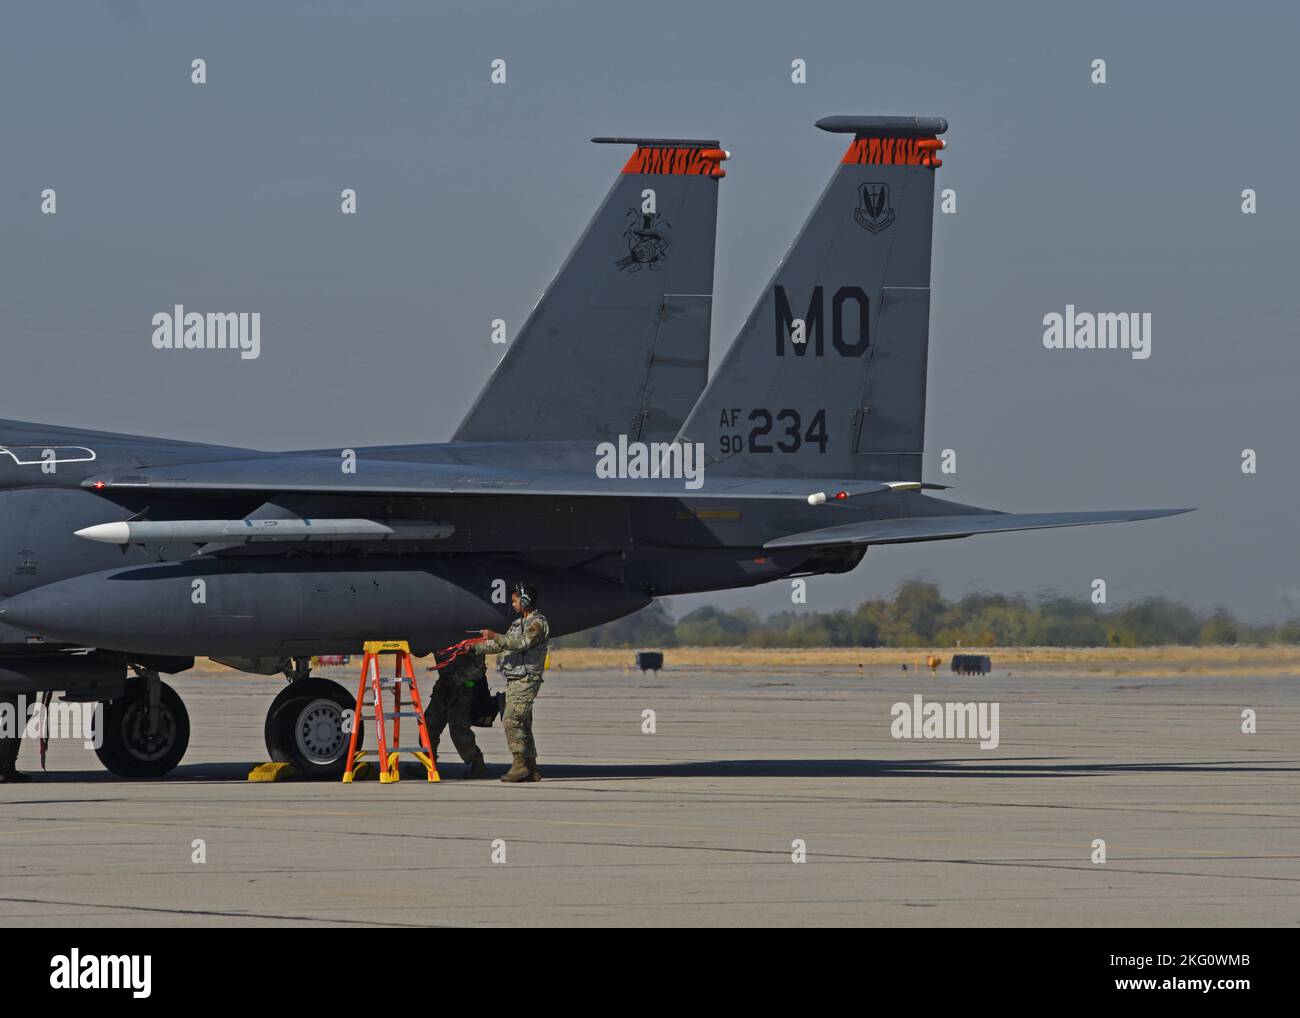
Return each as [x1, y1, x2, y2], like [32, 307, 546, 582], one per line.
[764, 508, 1194, 549]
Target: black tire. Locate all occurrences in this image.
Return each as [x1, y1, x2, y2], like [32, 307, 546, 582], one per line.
[264, 678, 362, 779]
[94, 677, 190, 778]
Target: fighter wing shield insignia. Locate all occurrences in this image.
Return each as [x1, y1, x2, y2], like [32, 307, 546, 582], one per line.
[854, 182, 895, 234]
[616, 209, 672, 272]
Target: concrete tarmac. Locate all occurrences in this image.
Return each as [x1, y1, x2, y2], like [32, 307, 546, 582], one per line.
[1, 665, 1297, 926]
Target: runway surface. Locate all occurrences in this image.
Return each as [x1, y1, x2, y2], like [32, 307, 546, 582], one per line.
[2, 665, 1297, 926]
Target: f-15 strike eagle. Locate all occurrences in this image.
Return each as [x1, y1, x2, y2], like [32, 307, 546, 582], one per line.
[0, 118, 1189, 778]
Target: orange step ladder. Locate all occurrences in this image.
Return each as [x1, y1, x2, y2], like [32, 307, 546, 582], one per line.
[343, 640, 439, 783]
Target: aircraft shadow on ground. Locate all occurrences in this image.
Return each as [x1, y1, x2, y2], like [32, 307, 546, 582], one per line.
[13, 757, 1300, 783]
[516, 758, 1300, 780]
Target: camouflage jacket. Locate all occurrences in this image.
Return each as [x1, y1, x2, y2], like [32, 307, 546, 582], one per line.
[479, 610, 549, 680]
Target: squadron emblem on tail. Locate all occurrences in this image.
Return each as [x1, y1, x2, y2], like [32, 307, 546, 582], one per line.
[616, 209, 672, 271]
[854, 181, 895, 233]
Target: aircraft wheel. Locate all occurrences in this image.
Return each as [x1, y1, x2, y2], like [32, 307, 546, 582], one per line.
[94, 677, 191, 778]
[264, 678, 361, 779]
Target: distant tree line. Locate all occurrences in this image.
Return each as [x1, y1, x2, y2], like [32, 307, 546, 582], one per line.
[553, 580, 1300, 649]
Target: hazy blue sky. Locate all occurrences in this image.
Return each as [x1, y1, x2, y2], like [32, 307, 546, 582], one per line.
[3, 1, 1297, 620]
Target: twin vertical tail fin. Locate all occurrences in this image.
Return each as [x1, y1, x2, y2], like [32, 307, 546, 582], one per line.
[454, 138, 726, 444]
[677, 115, 947, 481]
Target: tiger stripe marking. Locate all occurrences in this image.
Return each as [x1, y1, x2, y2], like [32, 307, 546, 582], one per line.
[623, 146, 724, 176]
[841, 136, 941, 166]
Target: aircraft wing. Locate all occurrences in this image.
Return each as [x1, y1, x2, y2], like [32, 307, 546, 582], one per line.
[81, 455, 914, 502]
[764, 508, 1194, 549]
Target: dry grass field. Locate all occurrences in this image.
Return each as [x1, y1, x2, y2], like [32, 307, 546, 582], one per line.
[541, 644, 1300, 677]
[184, 645, 1300, 680]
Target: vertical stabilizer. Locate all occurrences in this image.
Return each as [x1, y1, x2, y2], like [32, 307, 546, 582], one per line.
[677, 116, 946, 481]
[454, 138, 725, 443]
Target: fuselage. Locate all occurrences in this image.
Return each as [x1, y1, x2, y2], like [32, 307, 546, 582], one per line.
[0, 421, 891, 658]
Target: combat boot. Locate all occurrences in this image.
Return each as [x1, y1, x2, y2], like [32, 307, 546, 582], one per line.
[460, 753, 490, 779]
[500, 752, 530, 782]
[525, 756, 541, 782]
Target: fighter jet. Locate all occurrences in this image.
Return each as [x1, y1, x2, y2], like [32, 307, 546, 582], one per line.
[0, 117, 1189, 778]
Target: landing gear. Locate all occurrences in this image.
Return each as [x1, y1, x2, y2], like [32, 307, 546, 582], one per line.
[94, 670, 191, 777]
[263, 677, 362, 779]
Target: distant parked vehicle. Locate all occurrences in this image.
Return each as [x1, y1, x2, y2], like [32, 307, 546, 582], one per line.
[635, 650, 664, 673]
[951, 654, 991, 676]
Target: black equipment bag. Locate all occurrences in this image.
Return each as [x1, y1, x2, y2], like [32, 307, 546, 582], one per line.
[469, 677, 501, 728]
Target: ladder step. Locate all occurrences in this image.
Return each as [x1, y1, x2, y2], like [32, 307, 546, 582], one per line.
[344, 646, 439, 782]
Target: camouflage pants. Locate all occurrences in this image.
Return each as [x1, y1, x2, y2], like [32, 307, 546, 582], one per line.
[502, 675, 542, 759]
[423, 673, 481, 764]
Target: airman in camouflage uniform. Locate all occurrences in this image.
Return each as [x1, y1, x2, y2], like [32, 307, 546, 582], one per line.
[424, 652, 489, 778]
[476, 582, 549, 783]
